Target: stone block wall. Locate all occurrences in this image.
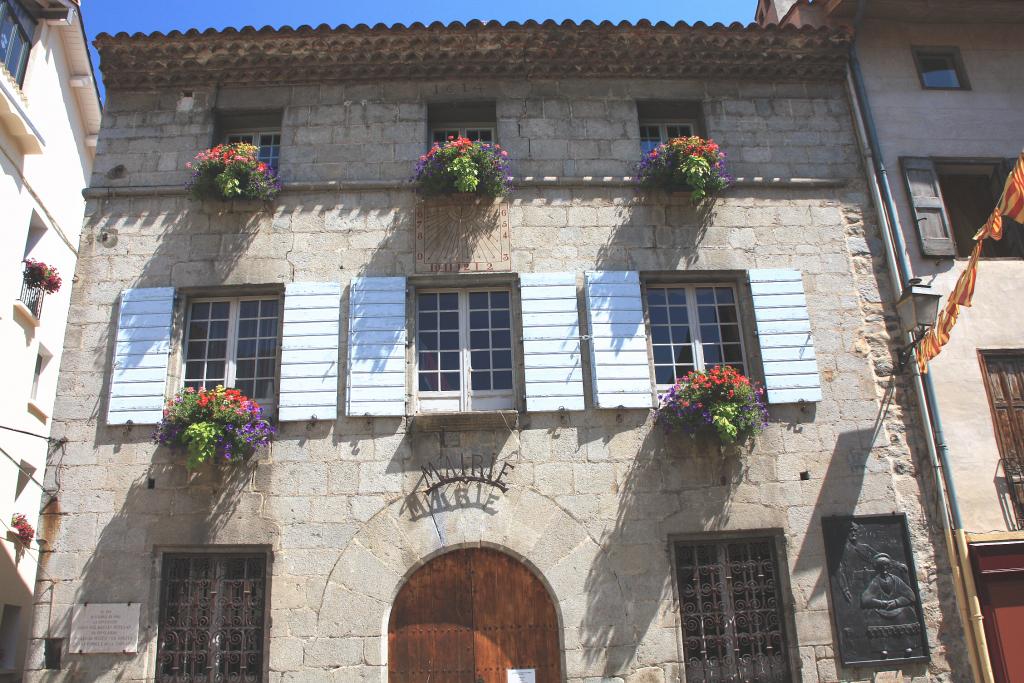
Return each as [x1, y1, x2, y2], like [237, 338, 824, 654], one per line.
[28, 76, 967, 683]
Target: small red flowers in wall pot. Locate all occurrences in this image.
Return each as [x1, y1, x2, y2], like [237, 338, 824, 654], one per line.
[22, 259, 62, 294]
[153, 386, 276, 471]
[654, 366, 768, 447]
[10, 513, 35, 546]
[636, 135, 733, 204]
[413, 136, 513, 197]
[186, 143, 282, 201]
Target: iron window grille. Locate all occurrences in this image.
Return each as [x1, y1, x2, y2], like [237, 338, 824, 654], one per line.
[415, 289, 515, 413]
[183, 298, 281, 409]
[224, 132, 282, 170]
[644, 284, 747, 389]
[675, 538, 791, 683]
[639, 122, 695, 155]
[156, 553, 268, 683]
[0, 0, 35, 86]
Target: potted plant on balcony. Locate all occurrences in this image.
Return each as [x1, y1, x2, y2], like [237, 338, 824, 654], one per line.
[636, 135, 732, 203]
[655, 366, 768, 446]
[186, 143, 282, 202]
[23, 258, 62, 294]
[153, 386, 276, 471]
[413, 136, 512, 197]
[10, 513, 34, 546]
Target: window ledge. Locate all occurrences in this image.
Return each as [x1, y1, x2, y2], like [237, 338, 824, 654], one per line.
[27, 399, 48, 423]
[412, 410, 518, 432]
[13, 300, 40, 327]
[0, 63, 43, 154]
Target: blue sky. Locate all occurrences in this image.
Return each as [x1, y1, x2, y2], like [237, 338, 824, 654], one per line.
[82, 0, 755, 97]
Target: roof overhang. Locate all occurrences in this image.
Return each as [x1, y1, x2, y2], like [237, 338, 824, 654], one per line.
[779, 0, 1024, 27]
[94, 19, 853, 91]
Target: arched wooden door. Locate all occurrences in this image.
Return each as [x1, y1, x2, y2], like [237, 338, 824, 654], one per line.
[388, 547, 562, 683]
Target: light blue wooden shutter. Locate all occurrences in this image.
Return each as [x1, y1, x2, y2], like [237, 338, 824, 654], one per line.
[584, 271, 654, 409]
[345, 276, 407, 416]
[107, 287, 175, 425]
[519, 272, 585, 412]
[278, 282, 341, 421]
[748, 269, 822, 404]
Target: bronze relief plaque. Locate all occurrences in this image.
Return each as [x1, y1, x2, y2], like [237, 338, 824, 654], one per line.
[822, 514, 930, 667]
[415, 200, 511, 273]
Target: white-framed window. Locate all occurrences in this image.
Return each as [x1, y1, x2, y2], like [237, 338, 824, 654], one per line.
[183, 297, 281, 409]
[416, 289, 514, 413]
[0, 0, 36, 86]
[644, 284, 747, 388]
[431, 126, 495, 145]
[639, 122, 695, 155]
[225, 131, 282, 169]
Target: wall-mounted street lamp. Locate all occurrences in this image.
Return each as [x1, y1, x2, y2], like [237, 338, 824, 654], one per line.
[895, 279, 942, 371]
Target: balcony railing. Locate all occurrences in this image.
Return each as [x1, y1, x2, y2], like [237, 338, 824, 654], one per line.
[1003, 457, 1024, 530]
[19, 281, 43, 320]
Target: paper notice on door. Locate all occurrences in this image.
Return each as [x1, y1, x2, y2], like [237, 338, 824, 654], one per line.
[507, 669, 536, 683]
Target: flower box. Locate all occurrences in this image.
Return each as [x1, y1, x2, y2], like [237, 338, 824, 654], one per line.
[10, 513, 34, 546]
[153, 386, 275, 471]
[186, 143, 281, 201]
[654, 366, 768, 446]
[637, 135, 733, 203]
[23, 258, 61, 294]
[413, 136, 512, 197]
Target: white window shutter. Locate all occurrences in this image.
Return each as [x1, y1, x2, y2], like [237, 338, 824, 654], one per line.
[278, 282, 342, 421]
[519, 272, 585, 412]
[584, 271, 654, 409]
[107, 287, 175, 425]
[345, 276, 407, 416]
[748, 269, 822, 404]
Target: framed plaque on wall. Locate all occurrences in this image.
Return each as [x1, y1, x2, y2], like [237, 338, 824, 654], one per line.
[821, 514, 930, 667]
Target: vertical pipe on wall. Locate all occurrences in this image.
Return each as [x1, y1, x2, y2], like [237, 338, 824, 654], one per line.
[846, 2, 991, 680]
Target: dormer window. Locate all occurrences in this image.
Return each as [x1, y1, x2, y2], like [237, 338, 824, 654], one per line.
[428, 101, 497, 146]
[0, 0, 36, 86]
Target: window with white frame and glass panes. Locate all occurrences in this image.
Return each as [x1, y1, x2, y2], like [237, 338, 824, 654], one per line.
[225, 131, 281, 169]
[416, 290, 514, 412]
[431, 127, 494, 145]
[639, 122, 695, 155]
[183, 298, 281, 409]
[645, 284, 746, 387]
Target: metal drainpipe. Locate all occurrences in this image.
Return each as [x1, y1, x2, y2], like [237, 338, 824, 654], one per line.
[847, 2, 990, 680]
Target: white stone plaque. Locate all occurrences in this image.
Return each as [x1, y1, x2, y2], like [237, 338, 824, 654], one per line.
[507, 669, 536, 683]
[70, 603, 140, 653]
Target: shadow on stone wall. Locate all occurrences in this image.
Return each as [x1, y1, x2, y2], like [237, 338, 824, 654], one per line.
[592, 195, 713, 273]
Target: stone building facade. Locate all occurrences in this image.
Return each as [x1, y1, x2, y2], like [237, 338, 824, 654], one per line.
[28, 20, 967, 683]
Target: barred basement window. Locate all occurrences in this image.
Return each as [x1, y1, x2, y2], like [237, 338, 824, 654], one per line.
[416, 289, 514, 413]
[675, 538, 791, 683]
[156, 553, 268, 683]
[644, 284, 747, 388]
[184, 298, 281, 409]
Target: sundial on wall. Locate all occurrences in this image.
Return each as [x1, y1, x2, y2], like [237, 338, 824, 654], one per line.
[415, 200, 511, 273]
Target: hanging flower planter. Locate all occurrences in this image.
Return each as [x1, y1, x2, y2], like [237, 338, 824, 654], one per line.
[153, 386, 276, 471]
[654, 366, 768, 446]
[636, 135, 733, 203]
[23, 258, 61, 294]
[186, 143, 282, 201]
[10, 513, 34, 546]
[413, 136, 512, 197]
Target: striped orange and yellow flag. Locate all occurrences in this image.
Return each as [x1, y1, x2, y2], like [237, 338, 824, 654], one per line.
[918, 152, 1024, 373]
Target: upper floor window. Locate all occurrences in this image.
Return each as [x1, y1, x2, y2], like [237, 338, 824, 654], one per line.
[645, 284, 746, 388]
[416, 289, 514, 413]
[0, 0, 35, 86]
[184, 297, 281, 409]
[428, 101, 497, 147]
[216, 110, 283, 169]
[979, 352, 1024, 530]
[913, 47, 969, 90]
[637, 100, 703, 155]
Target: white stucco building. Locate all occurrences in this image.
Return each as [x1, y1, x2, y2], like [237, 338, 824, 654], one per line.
[760, 1, 1024, 681]
[0, 0, 100, 679]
